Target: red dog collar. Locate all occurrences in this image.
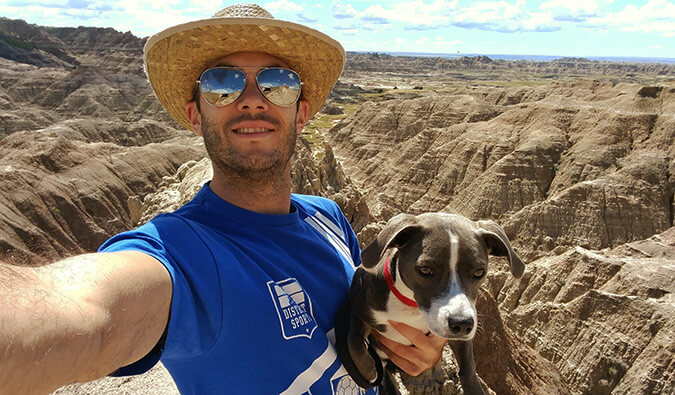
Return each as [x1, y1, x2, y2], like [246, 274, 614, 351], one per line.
[384, 257, 418, 308]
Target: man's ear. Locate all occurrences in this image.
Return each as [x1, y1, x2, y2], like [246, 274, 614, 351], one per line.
[295, 100, 310, 134]
[186, 101, 203, 136]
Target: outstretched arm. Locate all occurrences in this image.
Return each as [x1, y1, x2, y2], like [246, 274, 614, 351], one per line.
[0, 251, 172, 395]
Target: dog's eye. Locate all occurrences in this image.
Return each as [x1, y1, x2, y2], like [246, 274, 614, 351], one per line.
[416, 266, 433, 276]
[473, 269, 485, 279]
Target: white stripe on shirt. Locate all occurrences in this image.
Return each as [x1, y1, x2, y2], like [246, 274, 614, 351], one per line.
[305, 215, 355, 268]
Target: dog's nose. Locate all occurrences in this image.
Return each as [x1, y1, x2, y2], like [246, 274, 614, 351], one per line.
[448, 317, 474, 335]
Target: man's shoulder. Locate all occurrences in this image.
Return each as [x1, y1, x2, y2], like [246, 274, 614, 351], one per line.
[291, 194, 353, 236]
[141, 189, 207, 229]
[291, 193, 340, 213]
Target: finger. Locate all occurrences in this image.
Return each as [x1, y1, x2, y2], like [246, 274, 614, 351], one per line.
[373, 332, 424, 361]
[387, 320, 427, 345]
[388, 321, 446, 353]
[385, 322, 446, 373]
[373, 334, 426, 376]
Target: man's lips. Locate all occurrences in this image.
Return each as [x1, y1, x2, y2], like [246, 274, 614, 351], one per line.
[231, 121, 276, 134]
[233, 127, 274, 134]
[225, 114, 280, 134]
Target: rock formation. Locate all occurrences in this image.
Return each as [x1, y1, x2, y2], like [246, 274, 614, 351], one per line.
[0, 20, 194, 264]
[328, 80, 674, 260]
[492, 228, 674, 394]
[345, 52, 675, 83]
[0, 119, 203, 264]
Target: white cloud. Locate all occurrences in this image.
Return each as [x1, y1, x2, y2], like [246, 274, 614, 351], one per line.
[583, 0, 675, 37]
[332, 2, 358, 19]
[4, 0, 64, 6]
[357, 0, 459, 26]
[436, 35, 461, 46]
[540, 0, 609, 15]
[453, 1, 558, 33]
[264, 0, 303, 13]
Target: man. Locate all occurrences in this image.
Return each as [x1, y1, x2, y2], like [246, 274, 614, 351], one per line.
[0, 4, 445, 394]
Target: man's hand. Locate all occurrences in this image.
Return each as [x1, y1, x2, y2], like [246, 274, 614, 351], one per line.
[373, 321, 446, 376]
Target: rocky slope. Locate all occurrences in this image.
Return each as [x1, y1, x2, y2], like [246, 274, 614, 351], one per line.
[497, 228, 674, 394]
[0, 19, 189, 264]
[0, 50, 198, 264]
[328, 80, 674, 261]
[0, 119, 202, 264]
[0, 17, 144, 71]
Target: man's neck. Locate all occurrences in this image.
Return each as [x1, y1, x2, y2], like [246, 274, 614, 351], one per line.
[208, 165, 293, 215]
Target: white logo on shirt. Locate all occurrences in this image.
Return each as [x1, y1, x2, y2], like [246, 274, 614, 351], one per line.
[268, 278, 318, 340]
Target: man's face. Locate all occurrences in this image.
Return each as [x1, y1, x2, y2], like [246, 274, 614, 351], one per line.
[186, 52, 309, 180]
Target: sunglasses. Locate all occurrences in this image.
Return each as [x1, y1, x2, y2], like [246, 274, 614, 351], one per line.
[196, 66, 303, 108]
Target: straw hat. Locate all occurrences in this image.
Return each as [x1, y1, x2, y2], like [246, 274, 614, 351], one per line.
[144, 3, 345, 131]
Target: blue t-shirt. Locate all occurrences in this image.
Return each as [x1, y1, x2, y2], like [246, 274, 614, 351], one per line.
[99, 184, 376, 394]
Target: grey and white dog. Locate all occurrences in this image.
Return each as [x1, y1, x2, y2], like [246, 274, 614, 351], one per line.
[335, 213, 525, 394]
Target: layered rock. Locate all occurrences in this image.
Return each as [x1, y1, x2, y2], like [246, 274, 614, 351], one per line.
[490, 228, 674, 394]
[329, 81, 675, 259]
[345, 52, 675, 82]
[0, 17, 145, 72]
[0, 57, 172, 139]
[0, 19, 194, 264]
[0, 120, 203, 264]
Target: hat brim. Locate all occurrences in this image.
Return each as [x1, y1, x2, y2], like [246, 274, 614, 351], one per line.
[144, 17, 345, 131]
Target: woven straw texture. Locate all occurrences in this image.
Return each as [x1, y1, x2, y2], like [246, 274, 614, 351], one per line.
[144, 4, 345, 131]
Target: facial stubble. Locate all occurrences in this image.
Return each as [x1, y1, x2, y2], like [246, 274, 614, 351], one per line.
[200, 112, 298, 183]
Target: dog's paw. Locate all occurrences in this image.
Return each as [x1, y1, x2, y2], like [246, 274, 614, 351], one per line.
[348, 339, 379, 383]
[356, 355, 379, 384]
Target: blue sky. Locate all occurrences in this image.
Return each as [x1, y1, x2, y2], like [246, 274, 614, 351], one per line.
[1, 0, 673, 58]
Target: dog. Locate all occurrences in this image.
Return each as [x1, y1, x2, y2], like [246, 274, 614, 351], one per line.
[335, 212, 525, 394]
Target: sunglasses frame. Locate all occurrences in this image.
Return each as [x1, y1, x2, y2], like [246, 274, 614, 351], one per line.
[195, 66, 303, 108]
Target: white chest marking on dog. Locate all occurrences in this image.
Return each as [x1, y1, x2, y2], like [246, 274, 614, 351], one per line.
[393, 259, 415, 301]
[371, 298, 427, 346]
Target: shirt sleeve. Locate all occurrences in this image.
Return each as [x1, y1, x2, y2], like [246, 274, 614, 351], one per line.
[99, 214, 223, 375]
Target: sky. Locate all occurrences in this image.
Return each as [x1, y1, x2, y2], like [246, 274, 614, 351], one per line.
[1, 0, 673, 59]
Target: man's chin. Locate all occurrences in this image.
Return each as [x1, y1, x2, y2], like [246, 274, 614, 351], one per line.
[215, 155, 288, 178]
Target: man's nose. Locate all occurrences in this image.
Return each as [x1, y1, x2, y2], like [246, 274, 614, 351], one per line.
[235, 74, 269, 112]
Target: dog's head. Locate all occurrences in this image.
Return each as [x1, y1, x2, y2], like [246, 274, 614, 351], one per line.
[361, 213, 525, 340]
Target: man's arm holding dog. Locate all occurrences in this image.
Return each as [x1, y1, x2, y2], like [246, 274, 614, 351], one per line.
[374, 321, 446, 376]
[0, 251, 171, 395]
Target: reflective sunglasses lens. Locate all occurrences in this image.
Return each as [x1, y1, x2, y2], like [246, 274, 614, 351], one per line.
[200, 68, 246, 106]
[256, 68, 302, 107]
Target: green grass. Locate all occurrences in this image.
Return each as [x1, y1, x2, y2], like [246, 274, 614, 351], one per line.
[1, 36, 37, 50]
[302, 104, 363, 160]
[474, 80, 551, 88]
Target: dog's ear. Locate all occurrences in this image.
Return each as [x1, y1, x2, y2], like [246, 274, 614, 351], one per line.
[476, 220, 525, 278]
[361, 214, 420, 268]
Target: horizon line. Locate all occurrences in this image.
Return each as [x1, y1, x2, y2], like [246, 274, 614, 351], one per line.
[349, 50, 675, 64]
